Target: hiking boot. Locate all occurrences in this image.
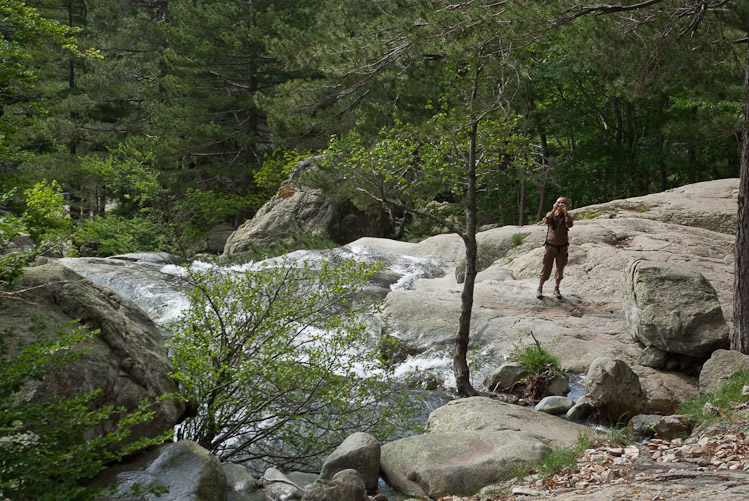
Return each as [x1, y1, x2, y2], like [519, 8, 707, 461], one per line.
[553, 286, 561, 299]
[536, 287, 543, 299]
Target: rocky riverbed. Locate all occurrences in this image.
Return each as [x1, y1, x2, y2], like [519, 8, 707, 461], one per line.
[441, 420, 749, 501]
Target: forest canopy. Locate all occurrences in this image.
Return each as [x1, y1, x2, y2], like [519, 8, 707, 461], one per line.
[0, 0, 745, 255]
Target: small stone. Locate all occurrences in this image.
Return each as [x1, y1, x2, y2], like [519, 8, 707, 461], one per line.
[512, 486, 544, 496]
[703, 402, 720, 417]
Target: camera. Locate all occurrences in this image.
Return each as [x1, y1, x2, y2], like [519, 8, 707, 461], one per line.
[557, 203, 564, 208]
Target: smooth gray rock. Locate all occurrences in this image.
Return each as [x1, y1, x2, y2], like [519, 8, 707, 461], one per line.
[623, 259, 729, 358]
[380, 430, 549, 499]
[0, 263, 184, 443]
[628, 414, 693, 440]
[223, 463, 264, 501]
[628, 414, 662, 438]
[302, 469, 368, 501]
[320, 432, 380, 491]
[91, 441, 226, 501]
[566, 398, 594, 422]
[534, 396, 575, 415]
[427, 397, 598, 449]
[699, 349, 749, 395]
[261, 468, 304, 500]
[638, 346, 668, 369]
[483, 362, 529, 392]
[546, 372, 571, 396]
[110, 252, 186, 264]
[585, 357, 643, 423]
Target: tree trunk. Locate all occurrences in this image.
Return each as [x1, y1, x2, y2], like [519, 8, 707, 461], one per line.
[731, 38, 749, 354]
[536, 132, 549, 221]
[454, 122, 479, 397]
[518, 178, 526, 226]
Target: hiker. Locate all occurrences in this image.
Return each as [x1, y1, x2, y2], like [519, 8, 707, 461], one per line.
[537, 197, 573, 299]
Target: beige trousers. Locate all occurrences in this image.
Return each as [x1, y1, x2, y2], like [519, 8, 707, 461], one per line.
[540, 243, 568, 282]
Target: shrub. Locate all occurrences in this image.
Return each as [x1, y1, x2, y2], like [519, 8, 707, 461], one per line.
[512, 232, 525, 246]
[516, 343, 561, 375]
[74, 213, 175, 257]
[167, 258, 420, 474]
[22, 180, 72, 244]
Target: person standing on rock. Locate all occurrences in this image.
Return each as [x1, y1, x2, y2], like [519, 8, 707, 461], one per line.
[537, 197, 573, 299]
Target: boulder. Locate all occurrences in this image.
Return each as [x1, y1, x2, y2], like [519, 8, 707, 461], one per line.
[566, 397, 594, 422]
[623, 259, 729, 358]
[0, 262, 184, 443]
[627, 414, 662, 438]
[320, 432, 380, 492]
[483, 362, 529, 392]
[302, 469, 369, 501]
[110, 252, 186, 265]
[534, 396, 575, 415]
[633, 365, 699, 415]
[91, 441, 226, 501]
[223, 157, 387, 255]
[699, 349, 749, 395]
[380, 430, 549, 499]
[628, 414, 693, 440]
[261, 468, 304, 500]
[426, 397, 598, 449]
[223, 463, 264, 501]
[546, 372, 571, 396]
[585, 357, 643, 423]
[638, 346, 668, 369]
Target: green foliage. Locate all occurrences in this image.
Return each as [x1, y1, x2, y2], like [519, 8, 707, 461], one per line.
[170, 188, 244, 252]
[1, 192, 37, 295]
[535, 434, 595, 478]
[79, 144, 166, 213]
[74, 213, 175, 257]
[167, 258, 420, 473]
[255, 149, 310, 194]
[21, 180, 72, 243]
[514, 339, 561, 376]
[0, 0, 87, 163]
[0, 320, 168, 500]
[677, 370, 749, 429]
[512, 233, 525, 246]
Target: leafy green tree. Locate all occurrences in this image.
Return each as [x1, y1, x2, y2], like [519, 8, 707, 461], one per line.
[21, 179, 72, 243]
[282, 0, 543, 396]
[0, 0, 85, 167]
[166, 258, 419, 473]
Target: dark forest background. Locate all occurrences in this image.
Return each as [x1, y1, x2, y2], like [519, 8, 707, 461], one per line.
[2, 1, 746, 256]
